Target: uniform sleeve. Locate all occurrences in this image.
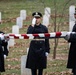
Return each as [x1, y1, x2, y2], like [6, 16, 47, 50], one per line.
[44, 27, 50, 53]
[27, 25, 34, 34]
[68, 33, 76, 43]
[1, 40, 9, 56]
[72, 24, 76, 32]
[68, 24, 76, 42]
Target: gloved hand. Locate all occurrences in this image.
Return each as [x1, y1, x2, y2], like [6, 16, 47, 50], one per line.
[64, 32, 71, 40]
[45, 52, 49, 56]
[4, 55, 6, 59]
[4, 36, 9, 42]
[32, 18, 36, 25]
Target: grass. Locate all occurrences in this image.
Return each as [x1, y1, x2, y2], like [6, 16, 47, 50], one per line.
[0, 0, 76, 75]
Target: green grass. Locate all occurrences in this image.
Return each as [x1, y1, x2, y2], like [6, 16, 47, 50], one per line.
[0, 0, 76, 75]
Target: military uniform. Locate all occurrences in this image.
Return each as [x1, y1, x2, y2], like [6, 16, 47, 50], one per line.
[26, 24, 50, 69]
[0, 31, 9, 72]
[26, 12, 50, 75]
[67, 23, 76, 74]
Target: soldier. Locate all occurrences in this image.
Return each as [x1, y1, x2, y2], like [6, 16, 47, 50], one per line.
[65, 11, 76, 75]
[26, 12, 50, 75]
[0, 31, 9, 73]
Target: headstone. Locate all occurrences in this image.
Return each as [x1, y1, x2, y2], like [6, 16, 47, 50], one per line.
[12, 25, 19, 34]
[27, 48, 29, 54]
[42, 15, 49, 27]
[8, 25, 19, 47]
[20, 10, 26, 20]
[69, 5, 75, 31]
[21, 55, 31, 75]
[7, 43, 9, 51]
[44, 7, 51, 18]
[16, 17, 23, 28]
[69, 5, 75, 46]
[8, 39, 15, 47]
[69, 21, 75, 31]
[69, 5, 75, 22]
[0, 12, 1, 23]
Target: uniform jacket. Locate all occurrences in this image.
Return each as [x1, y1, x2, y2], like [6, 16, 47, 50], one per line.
[0, 31, 9, 72]
[68, 33, 76, 42]
[26, 24, 50, 69]
[67, 24, 76, 69]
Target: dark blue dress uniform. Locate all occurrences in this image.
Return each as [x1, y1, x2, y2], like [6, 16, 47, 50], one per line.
[68, 33, 76, 42]
[26, 24, 50, 69]
[0, 31, 9, 72]
[67, 24, 76, 73]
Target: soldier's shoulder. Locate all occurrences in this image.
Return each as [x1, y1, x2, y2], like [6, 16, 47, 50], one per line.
[41, 24, 47, 28]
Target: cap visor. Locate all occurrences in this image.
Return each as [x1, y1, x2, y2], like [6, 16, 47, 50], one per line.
[34, 15, 40, 17]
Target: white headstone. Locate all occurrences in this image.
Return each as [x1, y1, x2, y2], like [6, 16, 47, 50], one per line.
[45, 7, 51, 18]
[20, 10, 26, 20]
[69, 5, 75, 31]
[0, 12, 1, 23]
[12, 25, 19, 34]
[16, 17, 23, 28]
[21, 55, 31, 75]
[42, 15, 49, 27]
[69, 21, 75, 31]
[69, 5, 75, 21]
[8, 39, 15, 47]
[8, 25, 19, 47]
[27, 48, 29, 54]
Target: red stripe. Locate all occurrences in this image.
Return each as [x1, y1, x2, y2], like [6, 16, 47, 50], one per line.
[56, 32, 62, 37]
[45, 33, 50, 37]
[6, 36, 9, 38]
[14, 36, 19, 39]
[33, 34, 39, 38]
[21, 34, 29, 39]
[9, 34, 15, 36]
[9, 34, 19, 39]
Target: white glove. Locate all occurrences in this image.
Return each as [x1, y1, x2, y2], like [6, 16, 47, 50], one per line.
[4, 55, 6, 59]
[64, 32, 71, 40]
[32, 18, 36, 25]
[45, 52, 48, 56]
[64, 32, 75, 40]
[4, 36, 10, 42]
[0, 34, 4, 40]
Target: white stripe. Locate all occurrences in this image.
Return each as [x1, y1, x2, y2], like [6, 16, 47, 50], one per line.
[27, 34, 33, 37]
[61, 32, 67, 37]
[9, 36, 14, 39]
[27, 34, 34, 39]
[19, 36, 24, 39]
[38, 34, 45, 37]
[49, 33, 56, 37]
[29, 36, 34, 39]
[14, 34, 21, 37]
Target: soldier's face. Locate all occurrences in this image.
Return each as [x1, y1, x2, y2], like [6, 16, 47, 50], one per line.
[35, 17, 41, 24]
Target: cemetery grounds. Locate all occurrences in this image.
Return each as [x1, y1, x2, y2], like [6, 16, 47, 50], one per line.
[0, 0, 76, 75]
